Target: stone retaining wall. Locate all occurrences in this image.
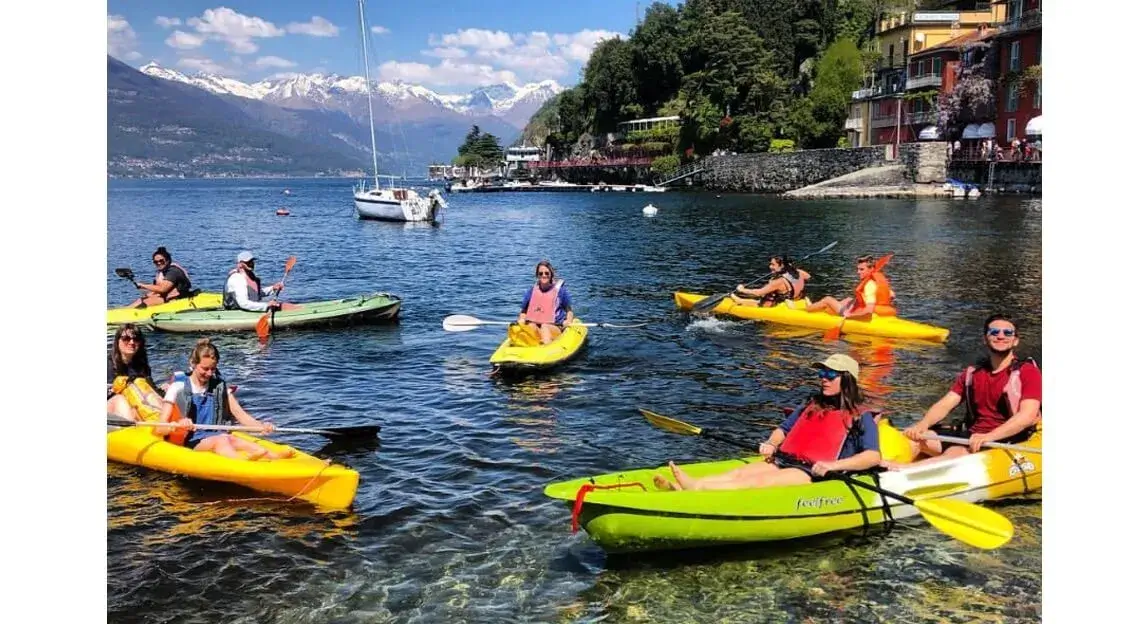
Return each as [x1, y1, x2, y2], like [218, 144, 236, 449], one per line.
[947, 161, 1042, 192]
[697, 145, 894, 193]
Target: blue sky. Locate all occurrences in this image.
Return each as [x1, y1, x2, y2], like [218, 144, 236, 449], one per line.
[107, 1, 673, 93]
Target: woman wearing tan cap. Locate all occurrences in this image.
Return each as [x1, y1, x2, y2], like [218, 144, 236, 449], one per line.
[654, 353, 882, 491]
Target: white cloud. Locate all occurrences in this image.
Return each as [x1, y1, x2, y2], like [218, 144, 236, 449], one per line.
[432, 28, 514, 51]
[255, 56, 298, 69]
[155, 16, 182, 29]
[187, 7, 284, 54]
[165, 30, 205, 50]
[378, 60, 519, 89]
[371, 25, 390, 35]
[176, 56, 237, 76]
[423, 47, 468, 59]
[415, 27, 623, 82]
[286, 16, 339, 37]
[107, 14, 142, 61]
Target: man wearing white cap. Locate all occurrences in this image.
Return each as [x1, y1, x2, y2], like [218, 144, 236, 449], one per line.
[223, 250, 286, 312]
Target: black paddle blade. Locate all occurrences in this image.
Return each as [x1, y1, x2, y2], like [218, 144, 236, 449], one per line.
[320, 425, 381, 439]
[691, 292, 730, 314]
[115, 268, 136, 281]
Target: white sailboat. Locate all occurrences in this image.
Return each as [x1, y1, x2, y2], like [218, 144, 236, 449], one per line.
[352, 0, 446, 223]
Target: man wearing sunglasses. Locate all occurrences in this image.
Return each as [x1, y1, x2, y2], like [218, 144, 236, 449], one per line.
[517, 260, 575, 345]
[223, 251, 289, 312]
[899, 314, 1041, 463]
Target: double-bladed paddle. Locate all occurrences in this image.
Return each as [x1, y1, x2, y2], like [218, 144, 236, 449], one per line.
[637, 407, 1015, 550]
[442, 314, 649, 332]
[690, 240, 839, 314]
[107, 417, 380, 441]
[256, 255, 297, 341]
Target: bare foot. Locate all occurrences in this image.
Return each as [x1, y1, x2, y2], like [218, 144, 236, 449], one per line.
[879, 459, 908, 471]
[246, 447, 269, 461]
[668, 461, 696, 490]
[652, 473, 681, 491]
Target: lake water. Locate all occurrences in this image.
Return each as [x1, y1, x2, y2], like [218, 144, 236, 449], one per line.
[107, 179, 1042, 623]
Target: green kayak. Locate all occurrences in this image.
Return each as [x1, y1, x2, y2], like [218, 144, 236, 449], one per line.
[147, 292, 401, 333]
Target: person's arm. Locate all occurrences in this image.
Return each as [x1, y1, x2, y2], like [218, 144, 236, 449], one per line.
[227, 391, 274, 433]
[905, 389, 964, 440]
[798, 269, 811, 281]
[969, 365, 1042, 450]
[558, 285, 574, 326]
[228, 273, 269, 312]
[843, 281, 878, 318]
[136, 275, 173, 296]
[517, 288, 531, 324]
[813, 413, 882, 474]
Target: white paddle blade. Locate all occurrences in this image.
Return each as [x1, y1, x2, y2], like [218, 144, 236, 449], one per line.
[442, 314, 484, 332]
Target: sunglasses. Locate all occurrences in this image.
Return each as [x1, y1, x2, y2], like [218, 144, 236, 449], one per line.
[987, 328, 1016, 337]
[153, 259, 166, 266]
[537, 271, 551, 277]
[119, 335, 141, 343]
[817, 369, 841, 380]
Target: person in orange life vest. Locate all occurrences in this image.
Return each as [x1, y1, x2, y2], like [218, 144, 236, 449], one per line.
[152, 339, 294, 461]
[107, 324, 161, 421]
[517, 260, 575, 345]
[888, 314, 1041, 468]
[130, 246, 195, 307]
[653, 354, 882, 491]
[223, 251, 301, 313]
[804, 255, 897, 319]
[729, 255, 812, 308]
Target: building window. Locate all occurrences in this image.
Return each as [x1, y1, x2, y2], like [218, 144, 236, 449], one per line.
[889, 44, 895, 66]
[1006, 118, 1016, 142]
[1008, 0, 1023, 22]
[1035, 80, 1041, 109]
[932, 58, 941, 75]
[1009, 42, 1021, 72]
[1006, 84, 1019, 112]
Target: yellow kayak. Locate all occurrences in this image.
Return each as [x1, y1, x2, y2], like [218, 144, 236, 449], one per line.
[107, 292, 224, 326]
[107, 425, 360, 509]
[674, 292, 950, 342]
[490, 323, 589, 372]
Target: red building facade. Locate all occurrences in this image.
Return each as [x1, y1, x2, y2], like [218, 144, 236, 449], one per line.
[991, 0, 1041, 143]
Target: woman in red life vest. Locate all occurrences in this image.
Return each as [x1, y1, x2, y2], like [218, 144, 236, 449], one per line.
[804, 255, 897, 319]
[654, 354, 882, 491]
[516, 260, 575, 345]
[888, 314, 1041, 468]
[130, 246, 196, 307]
[729, 255, 811, 308]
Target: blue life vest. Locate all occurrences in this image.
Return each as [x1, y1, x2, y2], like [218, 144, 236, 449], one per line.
[170, 371, 232, 446]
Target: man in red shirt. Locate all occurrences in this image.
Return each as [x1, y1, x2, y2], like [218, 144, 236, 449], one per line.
[899, 314, 1041, 465]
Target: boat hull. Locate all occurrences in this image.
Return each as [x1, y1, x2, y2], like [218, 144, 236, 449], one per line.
[107, 426, 359, 509]
[147, 293, 401, 333]
[490, 323, 589, 372]
[673, 292, 950, 342]
[107, 292, 224, 326]
[354, 195, 441, 223]
[544, 431, 1041, 553]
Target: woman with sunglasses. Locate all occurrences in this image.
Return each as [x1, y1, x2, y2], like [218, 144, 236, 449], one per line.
[729, 255, 811, 308]
[131, 246, 194, 307]
[516, 260, 575, 345]
[654, 354, 882, 491]
[107, 324, 161, 421]
[894, 314, 1041, 466]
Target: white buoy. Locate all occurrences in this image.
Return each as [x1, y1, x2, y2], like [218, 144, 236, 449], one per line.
[642, 203, 658, 217]
[283, 189, 292, 196]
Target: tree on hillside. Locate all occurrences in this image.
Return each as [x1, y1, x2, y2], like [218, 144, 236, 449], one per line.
[630, 2, 685, 115]
[582, 37, 640, 133]
[788, 38, 865, 148]
[455, 125, 504, 168]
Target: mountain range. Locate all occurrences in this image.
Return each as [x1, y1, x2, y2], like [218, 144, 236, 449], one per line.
[107, 56, 563, 177]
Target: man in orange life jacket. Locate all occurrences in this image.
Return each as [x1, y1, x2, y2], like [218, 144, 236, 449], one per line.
[804, 255, 897, 319]
[131, 246, 195, 307]
[896, 314, 1041, 465]
[517, 260, 575, 345]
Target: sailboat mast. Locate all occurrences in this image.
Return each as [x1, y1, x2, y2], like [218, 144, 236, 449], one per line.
[358, 0, 380, 188]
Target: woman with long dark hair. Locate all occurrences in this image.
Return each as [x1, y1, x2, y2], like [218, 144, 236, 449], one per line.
[107, 324, 159, 420]
[729, 255, 811, 307]
[655, 354, 882, 491]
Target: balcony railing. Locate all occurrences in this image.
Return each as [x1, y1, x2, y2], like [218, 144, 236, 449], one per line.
[906, 74, 943, 90]
[907, 110, 937, 125]
[845, 118, 864, 130]
[852, 86, 881, 100]
[998, 9, 1041, 34]
[870, 115, 902, 129]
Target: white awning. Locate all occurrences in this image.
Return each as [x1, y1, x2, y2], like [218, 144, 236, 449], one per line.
[919, 125, 940, 140]
[976, 122, 996, 139]
[961, 124, 980, 139]
[1025, 115, 1042, 136]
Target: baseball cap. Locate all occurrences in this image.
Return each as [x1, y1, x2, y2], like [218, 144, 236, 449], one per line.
[812, 354, 860, 378]
[237, 251, 255, 263]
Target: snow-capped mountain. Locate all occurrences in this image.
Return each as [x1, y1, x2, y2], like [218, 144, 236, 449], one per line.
[138, 62, 563, 129]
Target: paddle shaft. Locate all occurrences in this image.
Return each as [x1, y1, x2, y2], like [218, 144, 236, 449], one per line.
[925, 433, 1040, 454]
[109, 420, 365, 437]
[694, 240, 838, 312]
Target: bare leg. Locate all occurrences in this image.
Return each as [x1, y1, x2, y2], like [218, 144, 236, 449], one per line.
[729, 293, 761, 307]
[659, 460, 812, 491]
[883, 439, 966, 470]
[805, 296, 849, 315]
[280, 302, 304, 311]
[107, 395, 138, 421]
[540, 323, 563, 345]
[228, 436, 294, 460]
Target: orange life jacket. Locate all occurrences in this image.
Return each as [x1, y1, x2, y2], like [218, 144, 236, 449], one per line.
[778, 403, 857, 465]
[854, 271, 896, 316]
[525, 279, 563, 325]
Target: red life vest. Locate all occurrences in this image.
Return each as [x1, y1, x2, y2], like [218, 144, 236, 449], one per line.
[778, 403, 857, 465]
[525, 279, 563, 325]
[854, 271, 896, 316]
[962, 357, 1042, 430]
